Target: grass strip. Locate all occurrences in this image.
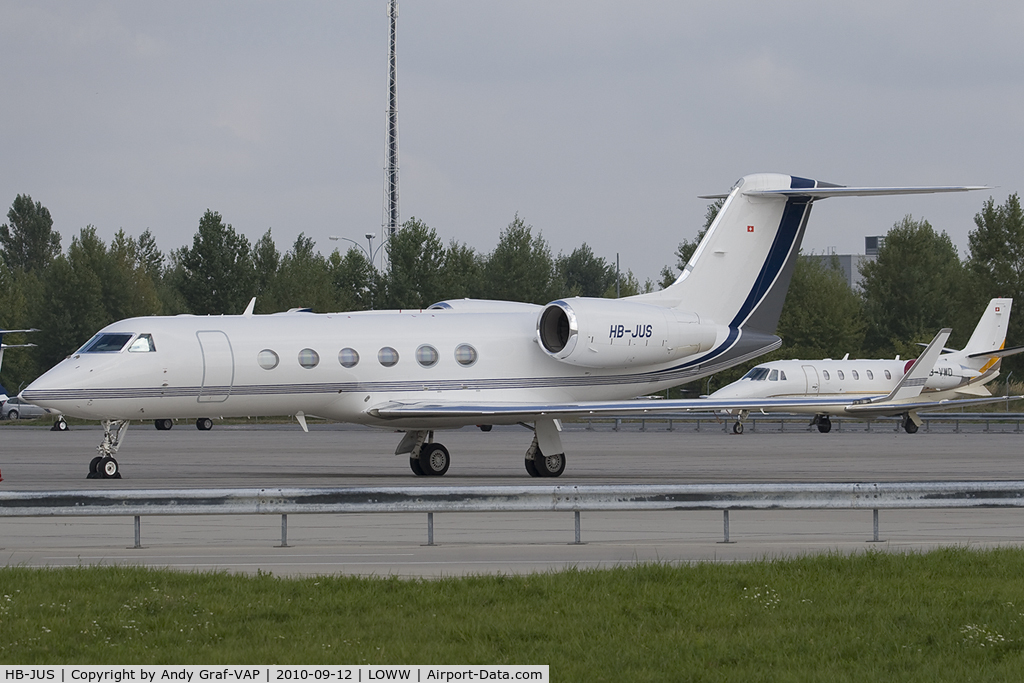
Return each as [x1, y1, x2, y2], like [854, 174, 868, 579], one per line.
[2, 547, 1024, 680]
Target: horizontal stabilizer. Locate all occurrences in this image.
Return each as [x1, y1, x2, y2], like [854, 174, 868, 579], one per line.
[699, 185, 988, 201]
[968, 344, 1024, 360]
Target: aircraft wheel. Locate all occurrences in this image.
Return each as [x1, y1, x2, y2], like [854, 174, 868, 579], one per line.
[418, 443, 450, 476]
[100, 456, 120, 479]
[155, 419, 173, 431]
[53, 417, 69, 431]
[732, 421, 744, 435]
[535, 451, 566, 478]
[903, 416, 919, 434]
[196, 417, 213, 431]
[410, 457, 426, 476]
[817, 416, 832, 434]
[525, 458, 541, 477]
[89, 456, 103, 475]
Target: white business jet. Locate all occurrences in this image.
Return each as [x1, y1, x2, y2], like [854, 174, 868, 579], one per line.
[22, 173, 985, 479]
[709, 298, 1024, 434]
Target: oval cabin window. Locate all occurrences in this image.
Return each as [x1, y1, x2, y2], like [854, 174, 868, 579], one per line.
[378, 347, 400, 367]
[258, 349, 279, 370]
[298, 348, 320, 369]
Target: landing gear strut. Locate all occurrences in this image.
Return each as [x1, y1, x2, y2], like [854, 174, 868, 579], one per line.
[87, 419, 129, 479]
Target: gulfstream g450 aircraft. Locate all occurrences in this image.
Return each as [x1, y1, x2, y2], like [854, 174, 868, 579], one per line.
[22, 173, 984, 478]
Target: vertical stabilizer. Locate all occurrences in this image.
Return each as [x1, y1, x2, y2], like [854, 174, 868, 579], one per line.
[961, 298, 1012, 370]
[635, 173, 816, 334]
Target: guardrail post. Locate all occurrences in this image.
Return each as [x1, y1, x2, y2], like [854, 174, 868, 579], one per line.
[570, 510, 584, 545]
[868, 509, 884, 543]
[955, 419, 960, 433]
[131, 515, 142, 549]
[696, 418, 701, 432]
[586, 419, 593, 431]
[640, 419, 646, 432]
[426, 512, 435, 546]
[718, 509, 735, 544]
[276, 514, 290, 548]
[614, 419, 621, 432]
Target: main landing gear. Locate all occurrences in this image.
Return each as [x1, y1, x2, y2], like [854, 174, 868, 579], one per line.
[812, 415, 832, 433]
[396, 431, 451, 476]
[154, 418, 173, 430]
[87, 419, 129, 479]
[902, 414, 920, 434]
[395, 419, 569, 478]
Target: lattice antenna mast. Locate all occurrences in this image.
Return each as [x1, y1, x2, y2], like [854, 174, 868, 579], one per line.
[381, 0, 400, 270]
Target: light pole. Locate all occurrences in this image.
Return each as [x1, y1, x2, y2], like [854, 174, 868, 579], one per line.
[328, 235, 386, 309]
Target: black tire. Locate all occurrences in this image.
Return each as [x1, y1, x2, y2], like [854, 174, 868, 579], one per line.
[89, 456, 103, 474]
[196, 417, 213, 431]
[6, 409, 18, 421]
[903, 417, 919, 434]
[54, 418, 69, 431]
[155, 419, 173, 430]
[418, 443, 450, 476]
[534, 451, 566, 477]
[100, 456, 119, 478]
[732, 421, 744, 435]
[410, 457, 425, 476]
[525, 458, 541, 477]
[817, 416, 832, 434]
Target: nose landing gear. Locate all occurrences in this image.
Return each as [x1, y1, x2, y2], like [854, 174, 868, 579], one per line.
[87, 419, 129, 479]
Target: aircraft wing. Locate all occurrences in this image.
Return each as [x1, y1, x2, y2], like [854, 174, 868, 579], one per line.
[369, 395, 865, 420]
[372, 328, 1024, 421]
[370, 393, 1024, 422]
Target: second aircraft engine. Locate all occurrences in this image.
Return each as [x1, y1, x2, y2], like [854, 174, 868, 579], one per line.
[536, 298, 719, 368]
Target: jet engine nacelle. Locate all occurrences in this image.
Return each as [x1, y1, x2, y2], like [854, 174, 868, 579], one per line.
[536, 298, 719, 368]
[925, 358, 978, 391]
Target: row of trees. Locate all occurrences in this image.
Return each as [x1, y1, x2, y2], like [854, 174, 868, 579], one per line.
[1, 191, 1022, 395]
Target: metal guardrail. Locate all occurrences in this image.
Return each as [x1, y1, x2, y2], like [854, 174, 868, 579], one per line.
[581, 412, 1024, 433]
[2, 482, 1023, 547]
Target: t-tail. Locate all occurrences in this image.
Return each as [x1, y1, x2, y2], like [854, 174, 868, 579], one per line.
[960, 298, 1019, 373]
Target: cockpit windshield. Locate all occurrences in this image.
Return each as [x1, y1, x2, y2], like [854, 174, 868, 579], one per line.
[741, 367, 771, 381]
[78, 333, 135, 354]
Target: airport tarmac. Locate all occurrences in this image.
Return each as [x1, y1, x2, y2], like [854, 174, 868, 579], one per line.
[1, 420, 1023, 576]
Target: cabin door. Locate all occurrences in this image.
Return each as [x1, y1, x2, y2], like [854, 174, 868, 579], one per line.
[801, 365, 819, 394]
[197, 330, 235, 403]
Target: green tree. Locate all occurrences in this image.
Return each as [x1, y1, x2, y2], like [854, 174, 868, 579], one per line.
[0, 194, 62, 273]
[555, 243, 615, 298]
[860, 215, 970, 355]
[268, 233, 338, 312]
[176, 210, 255, 315]
[967, 193, 1024, 373]
[775, 256, 866, 358]
[482, 214, 557, 304]
[0, 261, 36, 392]
[251, 229, 282, 313]
[384, 218, 445, 309]
[330, 247, 378, 311]
[439, 240, 483, 301]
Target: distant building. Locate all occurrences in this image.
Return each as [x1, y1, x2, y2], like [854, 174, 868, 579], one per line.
[801, 236, 885, 291]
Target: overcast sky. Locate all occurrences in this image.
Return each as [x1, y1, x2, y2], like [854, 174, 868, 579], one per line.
[2, 1, 1022, 284]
